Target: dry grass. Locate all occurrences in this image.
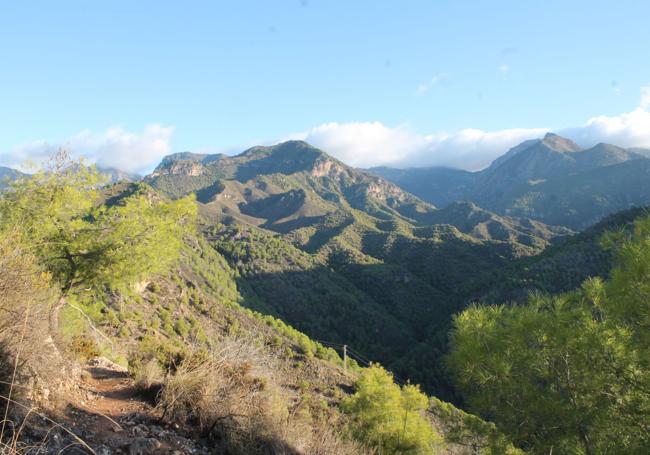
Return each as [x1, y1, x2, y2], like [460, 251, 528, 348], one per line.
[131, 358, 164, 393]
[305, 422, 374, 455]
[0, 231, 94, 453]
[156, 338, 369, 454]
[0, 231, 52, 373]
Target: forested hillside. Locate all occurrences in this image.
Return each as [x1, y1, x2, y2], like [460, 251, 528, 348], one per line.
[3, 143, 650, 454]
[0, 154, 516, 454]
[143, 140, 573, 397]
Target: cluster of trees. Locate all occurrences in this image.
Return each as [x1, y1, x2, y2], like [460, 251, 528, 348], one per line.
[0, 153, 196, 298]
[0, 152, 196, 371]
[343, 365, 441, 454]
[447, 214, 650, 453]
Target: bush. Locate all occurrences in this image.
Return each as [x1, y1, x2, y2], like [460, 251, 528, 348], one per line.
[298, 336, 314, 359]
[131, 358, 164, 395]
[174, 318, 189, 338]
[69, 335, 101, 360]
[343, 365, 441, 454]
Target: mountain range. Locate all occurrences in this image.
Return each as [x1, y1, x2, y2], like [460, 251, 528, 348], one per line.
[137, 140, 579, 396]
[145, 140, 569, 248]
[4, 135, 650, 397]
[371, 133, 650, 229]
[0, 164, 139, 186]
[6, 132, 650, 453]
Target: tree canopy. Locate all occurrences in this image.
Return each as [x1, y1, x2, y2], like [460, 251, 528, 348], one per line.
[447, 214, 650, 454]
[0, 153, 196, 294]
[343, 364, 441, 454]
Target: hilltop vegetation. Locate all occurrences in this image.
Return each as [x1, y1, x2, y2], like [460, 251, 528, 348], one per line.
[483, 206, 649, 303]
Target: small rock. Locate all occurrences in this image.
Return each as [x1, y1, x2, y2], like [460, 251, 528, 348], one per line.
[88, 356, 128, 372]
[128, 437, 161, 455]
[131, 424, 149, 437]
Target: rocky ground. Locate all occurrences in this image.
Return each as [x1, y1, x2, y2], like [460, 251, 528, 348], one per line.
[11, 357, 212, 454]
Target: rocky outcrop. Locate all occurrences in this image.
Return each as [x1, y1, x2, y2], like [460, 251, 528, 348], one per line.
[150, 160, 205, 178]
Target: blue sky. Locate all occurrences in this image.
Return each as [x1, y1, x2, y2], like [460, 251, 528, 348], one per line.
[2, 1, 650, 172]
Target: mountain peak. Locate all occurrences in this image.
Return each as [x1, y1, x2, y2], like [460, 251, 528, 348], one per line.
[242, 140, 319, 152]
[541, 133, 583, 153]
[160, 151, 226, 166]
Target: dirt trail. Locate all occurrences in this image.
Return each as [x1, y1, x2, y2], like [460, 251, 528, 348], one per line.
[80, 358, 149, 419]
[54, 357, 209, 454]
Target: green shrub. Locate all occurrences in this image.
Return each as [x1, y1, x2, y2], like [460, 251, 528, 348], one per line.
[298, 336, 314, 359]
[174, 318, 189, 338]
[343, 365, 441, 454]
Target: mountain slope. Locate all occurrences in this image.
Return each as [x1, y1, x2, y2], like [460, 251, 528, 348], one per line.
[374, 133, 650, 229]
[2, 176, 516, 454]
[143, 141, 572, 398]
[96, 165, 141, 183]
[0, 165, 26, 188]
[149, 140, 567, 250]
[484, 158, 650, 227]
[368, 166, 476, 208]
[148, 140, 439, 228]
[482, 205, 650, 303]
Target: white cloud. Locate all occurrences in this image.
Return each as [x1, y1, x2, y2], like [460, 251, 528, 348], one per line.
[2, 124, 174, 174]
[416, 73, 446, 96]
[498, 64, 510, 74]
[293, 122, 548, 171]
[561, 108, 650, 150]
[7, 87, 650, 174]
[290, 86, 650, 170]
[557, 85, 650, 149]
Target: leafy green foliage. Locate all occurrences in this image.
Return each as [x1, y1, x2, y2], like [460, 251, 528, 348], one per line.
[343, 365, 441, 454]
[429, 397, 522, 455]
[0, 154, 196, 293]
[447, 214, 650, 454]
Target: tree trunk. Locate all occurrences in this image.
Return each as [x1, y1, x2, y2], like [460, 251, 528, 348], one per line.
[49, 296, 67, 334]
